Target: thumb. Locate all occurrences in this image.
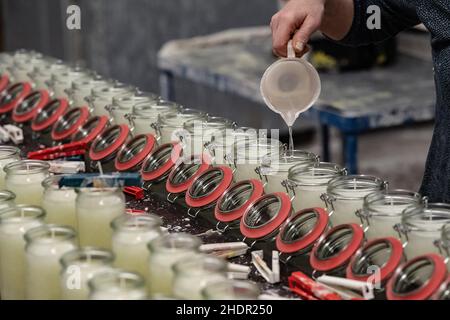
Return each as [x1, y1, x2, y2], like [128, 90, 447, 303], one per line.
[292, 16, 319, 55]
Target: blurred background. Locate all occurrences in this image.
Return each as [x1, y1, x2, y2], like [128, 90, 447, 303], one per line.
[0, 0, 435, 190]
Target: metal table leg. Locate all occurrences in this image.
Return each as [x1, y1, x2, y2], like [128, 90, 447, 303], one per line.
[159, 70, 175, 101]
[343, 132, 358, 174]
[320, 124, 330, 162]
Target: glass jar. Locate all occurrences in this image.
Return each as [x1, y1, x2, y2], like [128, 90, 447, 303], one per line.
[214, 179, 265, 232]
[107, 91, 160, 125]
[4, 160, 50, 206]
[397, 203, 450, 260]
[31, 98, 70, 145]
[386, 253, 448, 300]
[12, 89, 51, 125]
[0, 82, 33, 118]
[173, 254, 227, 300]
[185, 165, 234, 218]
[28, 60, 68, 91]
[42, 176, 78, 230]
[258, 150, 318, 194]
[275, 207, 330, 259]
[230, 138, 285, 182]
[324, 175, 387, 227]
[114, 134, 157, 172]
[0, 190, 16, 211]
[0, 205, 45, 299]
[147, 233, 201, 298]
[165, 153, 212, 203]
[181, 117, 234, 157]
[48, 67, 90, 99]
[9, 61, 35, 83]
[432, 276, 450, 300]
[66, 75, 109, 108]
[111, 214, 163, 277]
[127, 100, 179, 136]
[436, 223, 450, 269]
[24, 224, 78, 299]
[60, 247, 114, 300]
[346, 237, 405, 287]
[51, 106, 91, 143]
[286, 162, 345, 211]
[71, 115, 109, 145]
[76, 185, 126, 249]
[206, 127, 258, 166]
[157, 108, 206, 145]
[358, 190, 423, 240]
[0, 145, 21, 188]
[310, 223, 365, 276]
[240, 192, 292, 244]
[87, 83, 137, 117]
[202, 279, 260, 300]
[88, 269, 147, 300]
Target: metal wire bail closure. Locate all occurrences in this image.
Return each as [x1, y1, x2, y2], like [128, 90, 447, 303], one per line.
[89, 124, 130, 161]
[12, 89, 50, 123]
[114, 134, 157, 172]
[31, 98, 69, 132]
[240, 192, 292, 240]
[346, 237, 404, 286]
[0, 82, 33, 115]
[140, 142, 183, 183]
[71, 115, 109, 145]
[51, 106, 90, 141]
[386, 253, 448, 300]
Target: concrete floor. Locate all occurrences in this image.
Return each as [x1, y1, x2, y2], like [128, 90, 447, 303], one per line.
[290, 122, 434, 192]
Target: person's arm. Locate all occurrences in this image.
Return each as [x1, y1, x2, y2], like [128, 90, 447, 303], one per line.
[271, 0, 420, 57]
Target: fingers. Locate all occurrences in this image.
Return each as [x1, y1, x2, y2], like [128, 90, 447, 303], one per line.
[271, 12, 304, 57]
[291, 16, 320, 56]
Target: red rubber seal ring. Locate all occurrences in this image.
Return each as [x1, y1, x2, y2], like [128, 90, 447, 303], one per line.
[0, 82, 33, 114]
[166, 153, 212, 194]
[276, 207, 329, 254]
[185, 165, 234, 208]
[51, 106, 90, 141]
[140, 142, 183, 182]
[0, 74, 10, 93]
[386, 253, 448, 300]
[115, 134, 157, 171]
[71, 116, 109, 145]
[346, 237, 404, 283]
[31, 98, 69, 132]
[240, 192, 292, 239]
[12, 90, 50, 123]
[89, 124, 130, 161]
[310, 223, 364, 272]
[214, 179, 265, 223]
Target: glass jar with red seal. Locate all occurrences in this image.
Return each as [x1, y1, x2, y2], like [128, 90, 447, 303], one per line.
[12, 89, 51, 127]
[107, 91, 160, 126]
[434, 222, 450, 267]
[51, 106, 90, 144]
[346, 237, 405, 291]
[28, 60, 68, 91]
[86, 83, 137, 117]
[275, 207, 331, 264]
[386, 253, 448, 300]
[0, 82, 33, 121]
[309, 223, 365, 277]
[140, 142, 184, 190]
[432, 276, 450, 300]
[114, 134, 158, 172]
[0, 72, 11, 96]
[396, 203, 450, 260]
[239, 192, 292, 247]
[185, 165, 234, 219]
[165, 153, 212, 204]
[71, 115, 110, 146]
[66, 75, 110, 108]
[214, 179, 265, 233]
[47, 67, 91, 99]
[30, 98, 70, 146]
[88, 124, 131, 172]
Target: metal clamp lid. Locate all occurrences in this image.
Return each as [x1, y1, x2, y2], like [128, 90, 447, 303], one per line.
[276, 207, 329, 254]
[31, 98, 69, 132]
[89, 124, 130, 161]
[240, 192, 292, 240]
[215, 179, 265, 223]
[51, 106, 90, 141]
[140, 142, 183, 182]
[310, 223, 364, 273]
[71, 115, 109, 145]
[114, 134, 157, 172]
[0, 82, 33, 114]
[386, 254, 448, 300]
[12, 90, 50, 123]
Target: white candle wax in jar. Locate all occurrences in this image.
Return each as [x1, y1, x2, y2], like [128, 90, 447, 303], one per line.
[4, 160, 50, 206]
[147, 233, 201, 298]
[400, 204, 450, 259]
[109, 92, 159, 125]
[112, 214, 162, 278]
[60, 247, 114, 300]
[88, 84, 136, 117]
[76, 187, 126, 249]
[0, 205, 45, 299]
[0, 146, 21, 189]
[361, 190, 422, 239]
[172, 254, 227, 300]
[68, 76, 108, 108]
[202, 280, 261, 300]
[325, 175, 386, 227]
[42, 176, 78, 230]
[287, 162, 345, 211]
[25, 224, 78, 300]
[88, 269, 147, 300]
[260, 150, 317, 194]
[158, 108, 206, 145]
[232, 138, 284, 182]
[129, 101, 178, 136]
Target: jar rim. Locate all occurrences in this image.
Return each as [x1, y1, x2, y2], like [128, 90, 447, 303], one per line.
[0, 189, 15, 202]
[24, 224, 77, 244]
[147, 233, 200, 253]
[202, 279, 260, 300]
[88, 269, 146, 293]
[111, 214, 162, 232]
[3, 160, 50, 175]
[0, 145, 20, 160]
[362, 189, 423, 217]
[172, 254, 227, 276]
[288, 162, 345, 186]
[402, 203, 450, 232]
[60, 247, 115, 269]
[327, 175, 385, 200]
[0, 204, 45, 223]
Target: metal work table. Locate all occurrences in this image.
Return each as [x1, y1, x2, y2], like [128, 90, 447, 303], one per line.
[157, 27, 435, 173]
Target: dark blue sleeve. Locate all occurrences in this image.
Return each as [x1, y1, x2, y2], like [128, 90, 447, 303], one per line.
[339, 0, 420, 46]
